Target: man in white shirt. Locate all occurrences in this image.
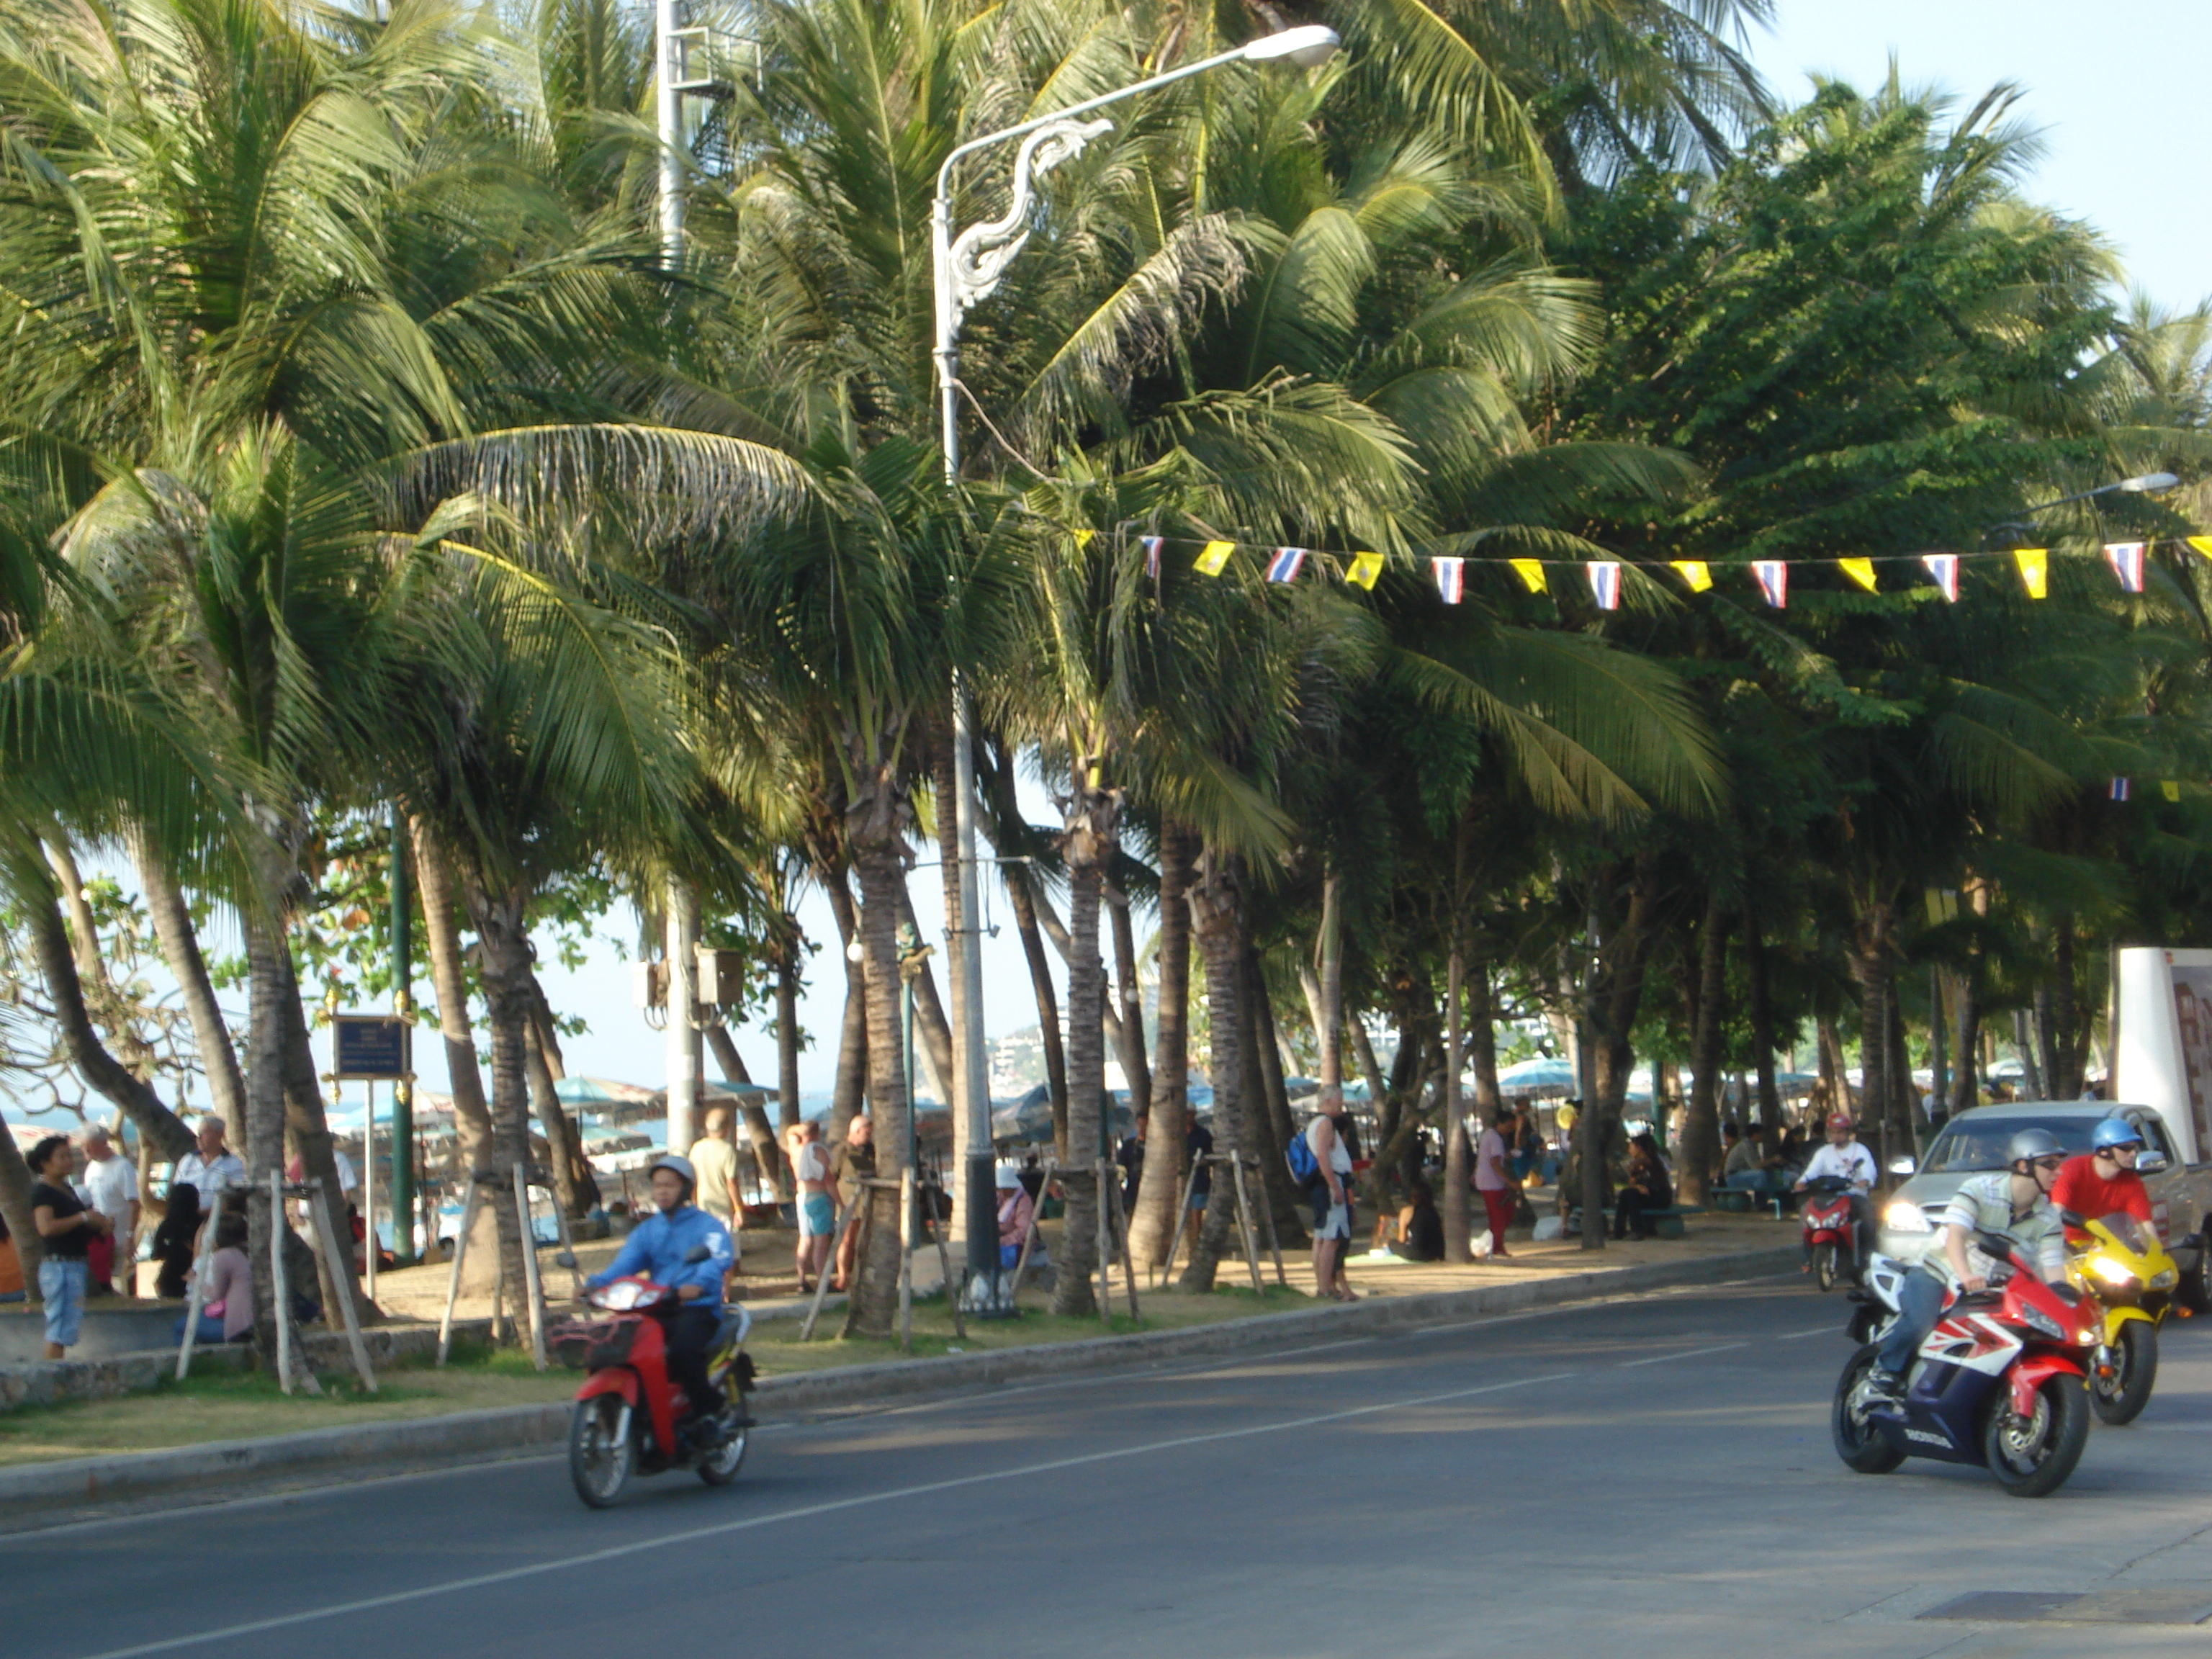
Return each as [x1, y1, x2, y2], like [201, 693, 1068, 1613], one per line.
[171, 1117, 248, 1211]
[80, 1128, 140, 1295]
[1794, 1112, 1878, 1277]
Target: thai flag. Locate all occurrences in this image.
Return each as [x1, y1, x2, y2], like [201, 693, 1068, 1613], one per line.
[1923, 553, 1960, 602]
[2110, 778, 2131, 802]
[1141, 536, 1162, 579]
[2105, 541, 2146, 593]
[1753, 559, 1787, 608]
[1432, 557, 1465, 603]
[1265, 547, 1307, 583]
[1586, 561, 1621, 611]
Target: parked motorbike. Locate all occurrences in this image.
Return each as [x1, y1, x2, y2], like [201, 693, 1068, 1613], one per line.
[552, 1247, 755, 1509]
[2065, 1210, 2181, 1426]
[1800, 1174, 1861, 1291]
[1833, 1230, 2098, 1498]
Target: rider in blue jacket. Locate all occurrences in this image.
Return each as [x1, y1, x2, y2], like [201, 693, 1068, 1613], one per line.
[587, 1154, 734, 1440]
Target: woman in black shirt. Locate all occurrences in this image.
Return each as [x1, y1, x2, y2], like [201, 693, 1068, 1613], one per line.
[28, 1134, 110, 1358]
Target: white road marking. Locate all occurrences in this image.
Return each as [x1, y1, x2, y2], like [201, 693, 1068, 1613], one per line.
[1615, 1341, 1748, 1368]
[71, 1370, 1581, 1659]
[1780, 1324, 1843, 1339]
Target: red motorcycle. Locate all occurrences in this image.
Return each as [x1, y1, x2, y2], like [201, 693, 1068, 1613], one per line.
[553, 1258, 754, 1509]
[1800, 1174, 1861, 1292]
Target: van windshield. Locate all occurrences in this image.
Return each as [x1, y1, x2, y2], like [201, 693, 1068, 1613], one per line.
[1921, 1115, 2097, 1174]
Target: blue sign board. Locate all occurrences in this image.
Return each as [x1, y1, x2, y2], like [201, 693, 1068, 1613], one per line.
[333, 1016, 410, 1079]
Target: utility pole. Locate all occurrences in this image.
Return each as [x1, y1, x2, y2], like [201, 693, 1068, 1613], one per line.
[389, 806, 415, 1265]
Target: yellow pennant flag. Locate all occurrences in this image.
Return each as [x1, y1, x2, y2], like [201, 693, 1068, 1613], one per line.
[2190, 536, 2212, 561]
[2163, 781, 2182, 802]
[1838, 557, 1879, 593]
[1346, 552, 1384, 591]
[2013, 547, 2048, 599]
[1671, 560, 1712, 593]
[1192, 540, 1234, 577]
[1509, 558, 1547, 593]
[1072, 527, 1094, 547]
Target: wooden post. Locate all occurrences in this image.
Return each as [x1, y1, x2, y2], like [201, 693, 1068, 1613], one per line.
[897, 1166, 917, 1354]
[925, 1181, 966, 1339]
[1008, 1160, 1051, 1301]
[312, 1180, 378, 1393]
[513, 1164, 547, 1371]
[1249, 1156, 1287, 1287]
[1157, 1158, 1203, 1287]
[174, 1196, 220, 1380]
[550, 1177, 583, 1303]
[797, 1196, 853, 1342]
[1107, 1164, 1140, 1320]
[270, 1172, 295, 1395]
[363, 1081, 377, 1306]
[1229, 1155, 1264, 1293]
[436, 1177, 483, 1366]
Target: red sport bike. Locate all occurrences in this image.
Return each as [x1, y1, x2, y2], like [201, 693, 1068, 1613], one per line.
[1800, 1174, 1862, 1292]
[553, 1250, 755, 1509]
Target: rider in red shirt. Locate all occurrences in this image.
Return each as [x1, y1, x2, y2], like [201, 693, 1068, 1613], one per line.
[2050, 1118, 2153, 1246]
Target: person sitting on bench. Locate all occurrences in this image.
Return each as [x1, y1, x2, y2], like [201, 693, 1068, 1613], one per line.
[1611, 1133, 1673, 1241]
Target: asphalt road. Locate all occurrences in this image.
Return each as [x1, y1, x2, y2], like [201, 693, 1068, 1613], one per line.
[10, 1272, 2212, 1659]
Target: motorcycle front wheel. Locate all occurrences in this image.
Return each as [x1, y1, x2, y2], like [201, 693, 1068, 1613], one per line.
[570, 1394, 636, 1509]
[1815, 1244, 1838, 1293]
[1831, 1344, 1905, 1474]
[1982, 1372, 2089, 1497]
[2090, 1321, 2158, 1426]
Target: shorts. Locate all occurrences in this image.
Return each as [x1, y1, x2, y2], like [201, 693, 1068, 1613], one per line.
[39, 1258, 87, 1349]
[701, 1208, 740, 1259]
[1309, 1186, 1352, 1240]
[1188, 1186, 1210, 1213]
[799, 1193, 835, 1237]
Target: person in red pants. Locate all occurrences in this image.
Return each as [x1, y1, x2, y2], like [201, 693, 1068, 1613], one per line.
[1475, 1107, 1520, 1258]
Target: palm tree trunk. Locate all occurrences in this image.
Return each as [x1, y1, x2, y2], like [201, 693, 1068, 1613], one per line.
[130, 826, 247, 1138]
[243, 912, 313, 1389]
[1442, 940, 1470, 1262]
[1002, 863, 1069, 1156]
[1179, 849, 1247, 1292]
[1676, 894, 1730, 1203]
[0, 1114, 43, 1287]
[272, 943, 374, 1323]
[523, 1021, 580, 1220]
[775, 927, 804, 1132]
[408, 819, 500, 1287]
[1051, 772, 1120, 1318]
[1583, 867, 1658, 1251]
[1129, 822, 1193, 1270]
[841, 742, 914, 1339]
[1853, 903, 1894, 1164]
[462, 879, 539, 1341]
[25, 891, 194, 1161]
[1244, 945, 1308, 1245]
[819, 862, 869, 1146]
[1745, 913, 1783, 1133]
[893, 883, 956, 1104]
[2051, 920, 2081, 1097]
[1107, 879, 1151, 1112]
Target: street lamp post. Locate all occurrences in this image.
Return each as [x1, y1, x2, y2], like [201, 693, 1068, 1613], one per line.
[929, 24, 1339, 1311]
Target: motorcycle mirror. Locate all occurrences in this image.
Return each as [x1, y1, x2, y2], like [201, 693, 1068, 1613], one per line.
[1886, 1156, 1915, 1176]
[2137, 1151, 2170, 1174]
[552, 1250, 577, 1269]
[683, 1244, 713, 1264]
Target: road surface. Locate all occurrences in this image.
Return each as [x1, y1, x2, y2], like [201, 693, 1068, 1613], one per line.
[9, 1272, 2212, 1659]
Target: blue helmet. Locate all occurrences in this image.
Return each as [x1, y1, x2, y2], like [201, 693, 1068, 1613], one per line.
[2092, 1118, 2145, 1153]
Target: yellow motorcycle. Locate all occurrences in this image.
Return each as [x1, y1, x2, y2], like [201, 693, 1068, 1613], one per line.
[2064, 1211, 2181, 1426]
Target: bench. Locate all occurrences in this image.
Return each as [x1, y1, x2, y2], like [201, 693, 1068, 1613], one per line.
[1581, 1205, 1707, 1239]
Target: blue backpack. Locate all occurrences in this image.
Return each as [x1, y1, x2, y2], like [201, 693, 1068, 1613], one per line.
[1286, 1120, 1321, 1185]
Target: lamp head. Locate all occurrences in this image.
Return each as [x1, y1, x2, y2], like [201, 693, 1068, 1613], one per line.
[2117, 471, 2181, 493]
[1242, 24, 1339, 68]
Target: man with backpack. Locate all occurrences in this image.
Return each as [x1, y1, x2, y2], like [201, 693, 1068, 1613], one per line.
[1291, 1085, 1357, 1302]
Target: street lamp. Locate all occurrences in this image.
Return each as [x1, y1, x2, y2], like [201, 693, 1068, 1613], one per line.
[1986, 471, 2183, 545]
[930, 24, 1339, 1312]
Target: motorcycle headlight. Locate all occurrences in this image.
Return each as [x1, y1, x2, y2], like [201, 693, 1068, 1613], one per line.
[2151, 1269, 2177, 1289]
[2020, 1303, 2067, 1341]
[1882, 1201, 1931, 1233]
[2079, 1328, 2100, 1346]
[2091, 1257, 2140, 1288]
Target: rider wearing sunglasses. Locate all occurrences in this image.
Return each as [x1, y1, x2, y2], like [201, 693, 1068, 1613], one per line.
[1866, 1128, 2069, 1401]
[2050, 1118, 2154, 1248]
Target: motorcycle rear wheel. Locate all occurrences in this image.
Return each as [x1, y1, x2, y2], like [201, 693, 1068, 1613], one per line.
[1831, 1344, 1905, 1474]
[696, 1405, 751, 1487]
[2090, 1321, 2158, 1426]
[1815, 1244, 1838, 1293]
[1982, 1372, 2089, 1497]
[569, 1395, 635, 1509]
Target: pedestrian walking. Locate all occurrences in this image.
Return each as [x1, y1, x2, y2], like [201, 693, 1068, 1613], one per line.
[828, 1113, 875, 1292]
[28, 1135, 110, 1360]
[687, 1107, 744, 1281]
[787, 1120, 835, 1292]
[1115, 1110, 1148, 1211]
[1475, 1106, 1518, 1258]
[1301, 1084, 1356, 1301]
[1182, 1115, 1214, 1259]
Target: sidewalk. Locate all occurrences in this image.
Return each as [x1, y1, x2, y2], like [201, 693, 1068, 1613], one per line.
[0, 1213, 1810, 1528]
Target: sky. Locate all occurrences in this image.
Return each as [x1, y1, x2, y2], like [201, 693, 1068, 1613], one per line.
[24, 1, 2211, 1130]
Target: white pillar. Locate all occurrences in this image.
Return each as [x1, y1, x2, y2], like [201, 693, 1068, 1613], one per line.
[666, 878, 701, 1156]
[655, 0, 683, 267]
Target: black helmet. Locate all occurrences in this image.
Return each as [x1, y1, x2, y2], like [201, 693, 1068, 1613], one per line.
[2005, 1128, 2064, 1169]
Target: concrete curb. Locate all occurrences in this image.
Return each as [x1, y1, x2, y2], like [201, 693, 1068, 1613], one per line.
[0, 1244, 1798, 1523]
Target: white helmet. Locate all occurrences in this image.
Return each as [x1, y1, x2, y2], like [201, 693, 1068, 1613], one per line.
[649, 1154, 696, 1190]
